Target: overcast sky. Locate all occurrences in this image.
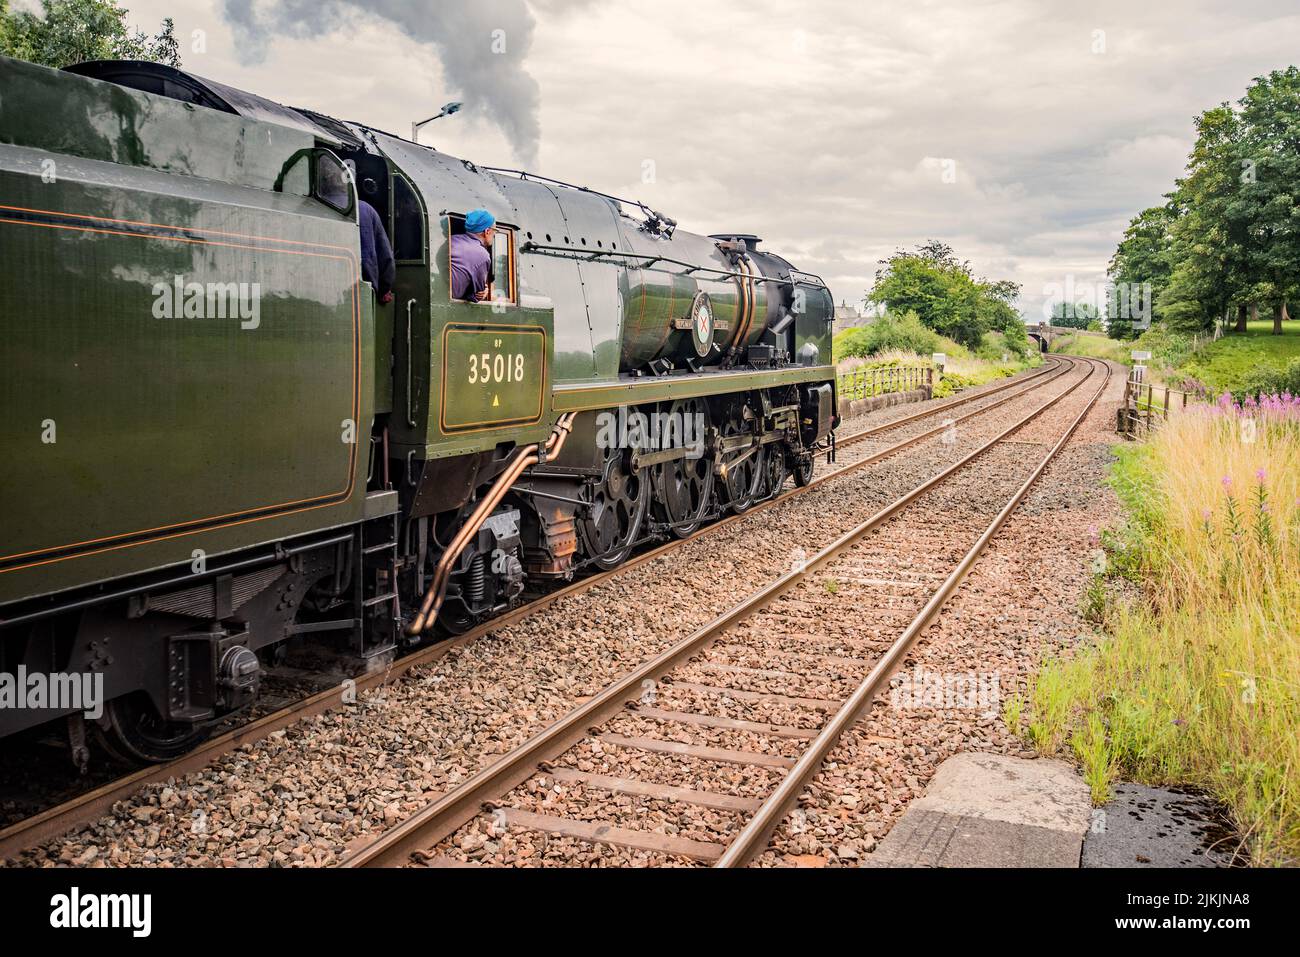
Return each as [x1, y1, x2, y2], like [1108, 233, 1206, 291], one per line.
[91, 0, 1300, 319]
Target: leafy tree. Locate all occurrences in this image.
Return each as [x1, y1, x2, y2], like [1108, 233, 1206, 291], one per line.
[1106, 315, 1136, 340]
[1115, 68, 1300, 337]
[868, 242, 1022, 349]
[1109, 203, 1176, 326]
[0, 0, 179, 68]
[1050, 301, 1098, 330]
[1235, 66, 1300, 335]
[1158, 106, 1246, 335]
[997, 317, 1031, 356]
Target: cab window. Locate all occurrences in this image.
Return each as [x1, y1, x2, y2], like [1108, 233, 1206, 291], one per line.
[491, 228, 516, 305]
[446, 215, 517, 306]
[314, 152, 353, 214]
[392, 174, 425, 263]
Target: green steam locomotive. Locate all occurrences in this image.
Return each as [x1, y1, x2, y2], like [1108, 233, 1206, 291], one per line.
[0, 54, 837, 763]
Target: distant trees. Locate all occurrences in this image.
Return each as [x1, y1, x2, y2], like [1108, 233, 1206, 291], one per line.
[1050, 301, 1099, 330]
[1109, 67, 1300, 336]
[0, 0, 179, 68]
[868, 241, 1025, 349]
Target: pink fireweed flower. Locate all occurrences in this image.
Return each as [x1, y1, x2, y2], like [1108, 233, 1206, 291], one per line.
[1222, 474, 1233, 491]
[1256, 468, 1267, 483]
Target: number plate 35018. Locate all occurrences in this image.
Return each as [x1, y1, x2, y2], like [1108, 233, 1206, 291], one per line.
[440, 323, 547, 433]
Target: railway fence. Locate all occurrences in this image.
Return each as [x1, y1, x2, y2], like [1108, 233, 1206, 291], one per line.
[836, 364, 932, 403]
[1117, 371, 1192, 438]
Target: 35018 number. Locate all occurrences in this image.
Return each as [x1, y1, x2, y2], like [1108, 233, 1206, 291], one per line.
[467, 351, 526, 385]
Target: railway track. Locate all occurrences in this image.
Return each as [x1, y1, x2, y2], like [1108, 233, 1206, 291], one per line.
[0, 355, 1081, 863]
[338, 356, 1109, 867]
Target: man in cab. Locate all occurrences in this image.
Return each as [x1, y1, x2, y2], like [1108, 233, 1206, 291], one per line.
[450, 207, 495, 302]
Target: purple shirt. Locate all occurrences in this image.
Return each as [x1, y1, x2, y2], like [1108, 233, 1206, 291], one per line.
[449, 232, 491, 301]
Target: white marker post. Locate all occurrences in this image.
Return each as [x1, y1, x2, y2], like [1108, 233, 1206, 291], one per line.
[1130, 350, 1150, 384]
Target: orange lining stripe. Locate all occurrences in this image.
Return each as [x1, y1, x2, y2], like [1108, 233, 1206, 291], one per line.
[0, 202, 357, 253]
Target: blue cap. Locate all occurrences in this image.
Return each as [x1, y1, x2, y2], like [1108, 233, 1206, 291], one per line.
[464, 208, 496, 233]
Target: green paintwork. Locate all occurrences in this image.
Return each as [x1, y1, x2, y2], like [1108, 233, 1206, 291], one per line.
[0, 57, 315, 188]
[0, 56, 370, 605]
[550, 364, 838, 412]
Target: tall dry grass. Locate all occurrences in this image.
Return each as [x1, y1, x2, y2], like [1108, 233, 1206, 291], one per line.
[1024, 395, 1300, 864]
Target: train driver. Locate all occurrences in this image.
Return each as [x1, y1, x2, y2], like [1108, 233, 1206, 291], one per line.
[450, 207, 496, 302]
[359, 199, 396, 304]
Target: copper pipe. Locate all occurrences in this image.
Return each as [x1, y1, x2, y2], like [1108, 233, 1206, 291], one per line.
[405, 413, 576, 635]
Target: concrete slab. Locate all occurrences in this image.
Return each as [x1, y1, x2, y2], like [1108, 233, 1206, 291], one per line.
[862, 752, 1091, 868]
[1082, 784, 1239, 868]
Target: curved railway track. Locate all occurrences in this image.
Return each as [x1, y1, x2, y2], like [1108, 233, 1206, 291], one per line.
[338, 356, 1110, 867]
[0, 355, 1084, 863]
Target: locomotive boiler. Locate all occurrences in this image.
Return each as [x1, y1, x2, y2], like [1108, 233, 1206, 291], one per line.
[0, 54, 837, 763]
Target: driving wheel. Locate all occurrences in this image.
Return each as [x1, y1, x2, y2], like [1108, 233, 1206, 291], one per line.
[651, 397, 715, 538]
[580, 446, 650, 570]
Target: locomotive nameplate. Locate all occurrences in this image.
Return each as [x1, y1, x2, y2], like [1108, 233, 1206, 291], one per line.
[440, 322, 547, 433]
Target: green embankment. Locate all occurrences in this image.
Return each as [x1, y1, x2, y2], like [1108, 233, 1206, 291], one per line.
[1053, 321, 1300, 397]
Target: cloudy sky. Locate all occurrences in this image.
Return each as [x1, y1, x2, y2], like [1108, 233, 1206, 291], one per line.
[87, 0, 1300, 318]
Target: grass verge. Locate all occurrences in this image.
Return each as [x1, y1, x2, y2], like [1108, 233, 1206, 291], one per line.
[1019, 399, 1300, 865]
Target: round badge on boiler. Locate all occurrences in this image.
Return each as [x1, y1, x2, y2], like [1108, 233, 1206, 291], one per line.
[689, 291, 714, 357]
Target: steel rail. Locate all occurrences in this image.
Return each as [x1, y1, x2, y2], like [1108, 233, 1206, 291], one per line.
[833, 355, 1060, 447]
[831, 355, 1065, 453]
[0, 358, 1069, 862]
[340, 356, 1098, 867]
[715, 357, 1111, 866]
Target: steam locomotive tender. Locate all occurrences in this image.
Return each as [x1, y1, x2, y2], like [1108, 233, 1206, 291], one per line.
[0, 56, 837, 764]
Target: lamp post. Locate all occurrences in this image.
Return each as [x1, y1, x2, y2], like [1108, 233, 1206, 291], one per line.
[411, 101, 462, 143]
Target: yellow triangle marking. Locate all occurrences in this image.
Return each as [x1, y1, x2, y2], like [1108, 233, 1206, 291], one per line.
[492, 394, 500, 407]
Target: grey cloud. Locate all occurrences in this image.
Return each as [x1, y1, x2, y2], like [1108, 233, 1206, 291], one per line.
[203, 0, 1299, 318]
[218, 0, 542, 165]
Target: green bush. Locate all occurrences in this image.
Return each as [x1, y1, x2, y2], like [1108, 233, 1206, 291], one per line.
[933, 371, 978, 398]
[1133, 325, 1193, 369]
[974, 329, 1028, 362]
[834, 311, 943, 360]
[1235, 356, 1300, 401]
